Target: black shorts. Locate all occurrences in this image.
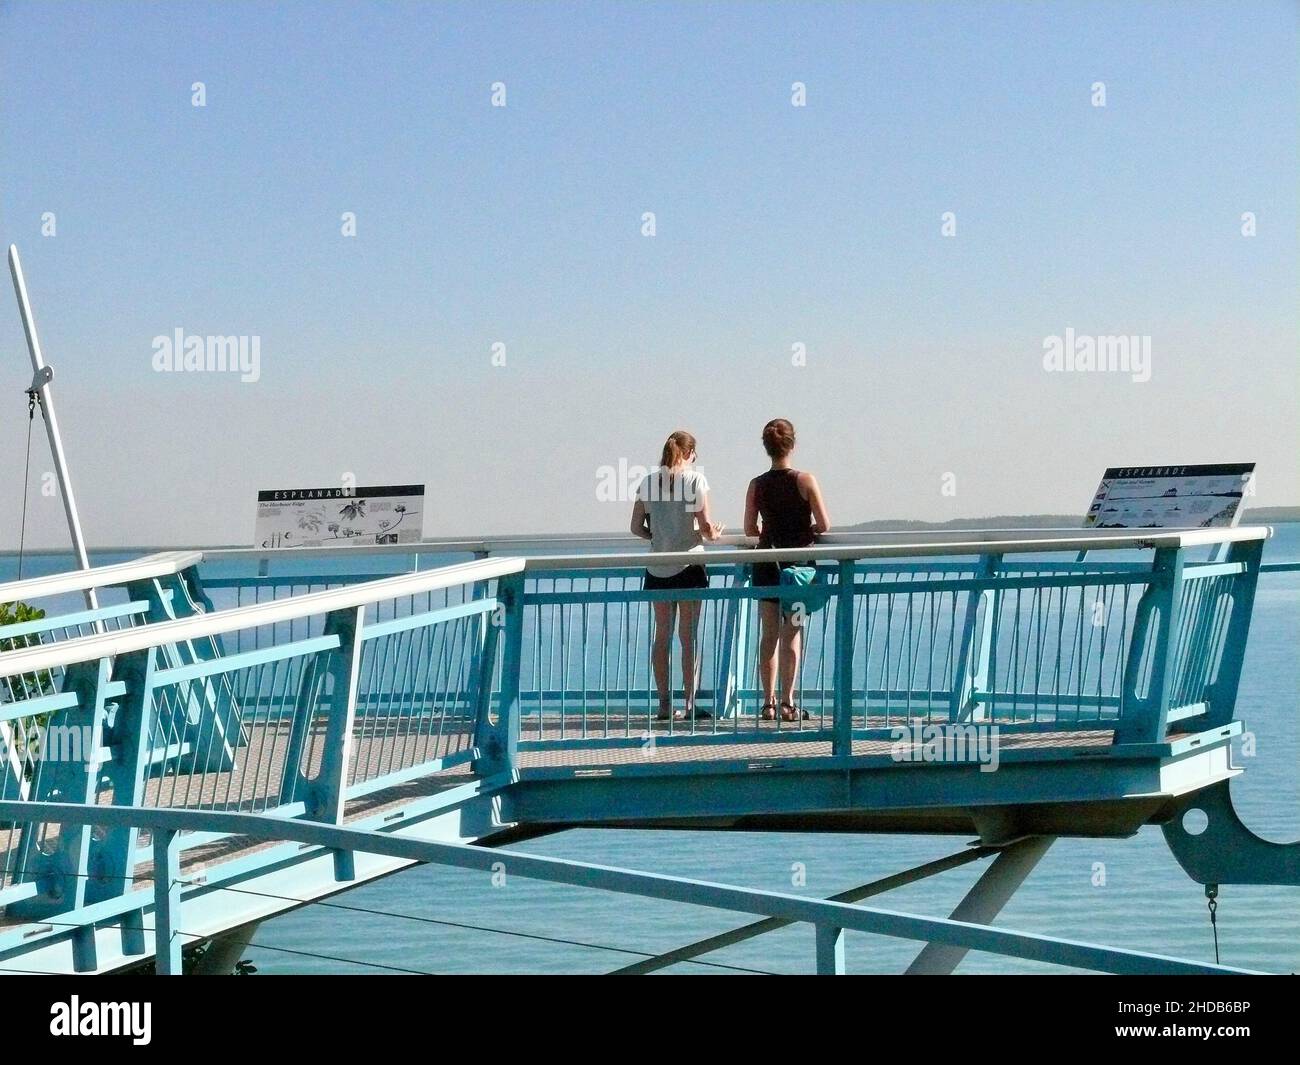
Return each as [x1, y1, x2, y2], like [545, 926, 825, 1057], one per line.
[751, 560, 813, 607]
[644, 564, 709, 591]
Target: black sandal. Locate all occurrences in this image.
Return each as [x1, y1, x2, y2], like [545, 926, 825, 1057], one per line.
[780, 701, 809, 721]
[760, 701, 778, 721]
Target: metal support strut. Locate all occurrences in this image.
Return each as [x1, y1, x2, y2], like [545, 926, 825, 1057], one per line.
[906, 836, 1055, 975]
[8, 245, 99, 615]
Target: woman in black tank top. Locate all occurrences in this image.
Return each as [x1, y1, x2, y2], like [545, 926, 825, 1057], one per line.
[743, 419, 832, 722]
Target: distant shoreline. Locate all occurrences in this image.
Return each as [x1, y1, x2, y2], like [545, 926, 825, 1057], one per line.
[2, 507, 1296, 556]
[841, 506, 1300, 532]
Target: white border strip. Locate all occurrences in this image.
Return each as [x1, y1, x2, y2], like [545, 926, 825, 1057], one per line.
[0, 551, 203, 604]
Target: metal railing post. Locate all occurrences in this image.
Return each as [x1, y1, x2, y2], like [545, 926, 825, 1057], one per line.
[153, 827, 182, 975]
[815, 923, 845, 974]
[308, 606, 364, 881]
[1144, 545, 1187, 743]
[1202, 538, 1264, 728]
[833, 560, 855, 757]
[466, 550, 492, 722]
[86, 648, 157, 908]
[950, 553, 1001, 722]
[471, 589, 505, 773]
[474, 571, 525, 777]
[1117, 546, 1184, 745]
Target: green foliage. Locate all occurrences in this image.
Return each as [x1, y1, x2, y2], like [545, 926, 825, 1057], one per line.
[1, 601, 56, 766]
[0, 600, 55, 698]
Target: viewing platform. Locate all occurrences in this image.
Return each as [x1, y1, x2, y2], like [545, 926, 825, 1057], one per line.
[1, 526, 1295, 975]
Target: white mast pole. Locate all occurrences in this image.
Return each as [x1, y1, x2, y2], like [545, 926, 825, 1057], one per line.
[8, 244, 99, 612]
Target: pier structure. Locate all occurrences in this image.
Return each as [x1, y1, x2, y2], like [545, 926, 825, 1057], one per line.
[0, 526, 1295, 974]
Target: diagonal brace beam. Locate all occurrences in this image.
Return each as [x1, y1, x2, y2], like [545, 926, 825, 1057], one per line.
[905, 835, 1055, 974]
[611, 845, 996, 974]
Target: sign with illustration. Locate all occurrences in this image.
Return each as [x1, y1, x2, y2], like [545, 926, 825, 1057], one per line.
[1084, 464, 1254, 529]
[254, 485, 424, 548]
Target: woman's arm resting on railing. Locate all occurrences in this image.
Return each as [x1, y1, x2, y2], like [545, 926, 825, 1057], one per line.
[695, 488, 724, 541]
[630, 497, 652, 540]
[801, 472, 831, 536]
[743, 479, 761, 539]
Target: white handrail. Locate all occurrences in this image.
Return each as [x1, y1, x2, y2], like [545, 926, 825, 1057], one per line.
[520, 527, 1273, 571]
[0, 551, 203, 605]
[0, 556, 524, 678]
[0, 528, 1269, 678]
[194, 525, 1272, 564]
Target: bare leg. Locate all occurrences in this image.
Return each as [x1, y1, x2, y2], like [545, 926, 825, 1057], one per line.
[677, 600, 701, 714]
[779, 612, 804, 713]
[651, 600, 677, 718]
[758, 601, 780, 715]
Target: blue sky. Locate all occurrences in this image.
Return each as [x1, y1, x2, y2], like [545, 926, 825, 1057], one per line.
[1, 0, 1296, 546]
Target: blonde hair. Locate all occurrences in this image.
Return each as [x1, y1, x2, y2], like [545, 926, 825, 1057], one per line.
[655, 430, 697, 499]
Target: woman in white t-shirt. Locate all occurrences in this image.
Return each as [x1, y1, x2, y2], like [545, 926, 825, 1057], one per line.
[630, 430, 724, 720]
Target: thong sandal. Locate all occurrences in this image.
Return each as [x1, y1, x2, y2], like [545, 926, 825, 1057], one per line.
[760, 701, 778, 721]
[780, 701, 810, 722]
[656, 707, 685, 721]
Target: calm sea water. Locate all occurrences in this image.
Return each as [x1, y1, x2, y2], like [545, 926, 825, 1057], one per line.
[5, 528, 1297, 973]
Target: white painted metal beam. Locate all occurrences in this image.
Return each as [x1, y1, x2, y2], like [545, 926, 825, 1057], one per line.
[0, 550, 202, 605]
[8, 245, 98, 614]
[0, 555, 524, 677]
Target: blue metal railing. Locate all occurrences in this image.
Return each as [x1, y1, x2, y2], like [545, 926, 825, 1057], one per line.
[0, 553, 207, 892]
[0, 557, 516, 915]
[0, 528, 1270, 932]
[506, 543, 1260, 748]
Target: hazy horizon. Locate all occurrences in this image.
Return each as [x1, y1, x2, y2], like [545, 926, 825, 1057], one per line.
[4, 506, 1297, 555]
[2, 1, 1296, 550]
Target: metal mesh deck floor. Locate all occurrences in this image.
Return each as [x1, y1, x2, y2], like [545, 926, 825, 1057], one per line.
[2, 717, 1117, 933]
[519, 728, 1113, 767]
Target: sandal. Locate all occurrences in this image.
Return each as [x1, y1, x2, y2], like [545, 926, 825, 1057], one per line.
[780, 701, 809, 722]
[656, 707, 685, 722]
[688, 706, 712, 721]
[760, 701, 778, 721]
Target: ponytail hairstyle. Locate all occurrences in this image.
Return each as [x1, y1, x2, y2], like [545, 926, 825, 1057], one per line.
[762, 418, 796, 459]
[657, 430, 697, 498]
[660, 430, 696, 470]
